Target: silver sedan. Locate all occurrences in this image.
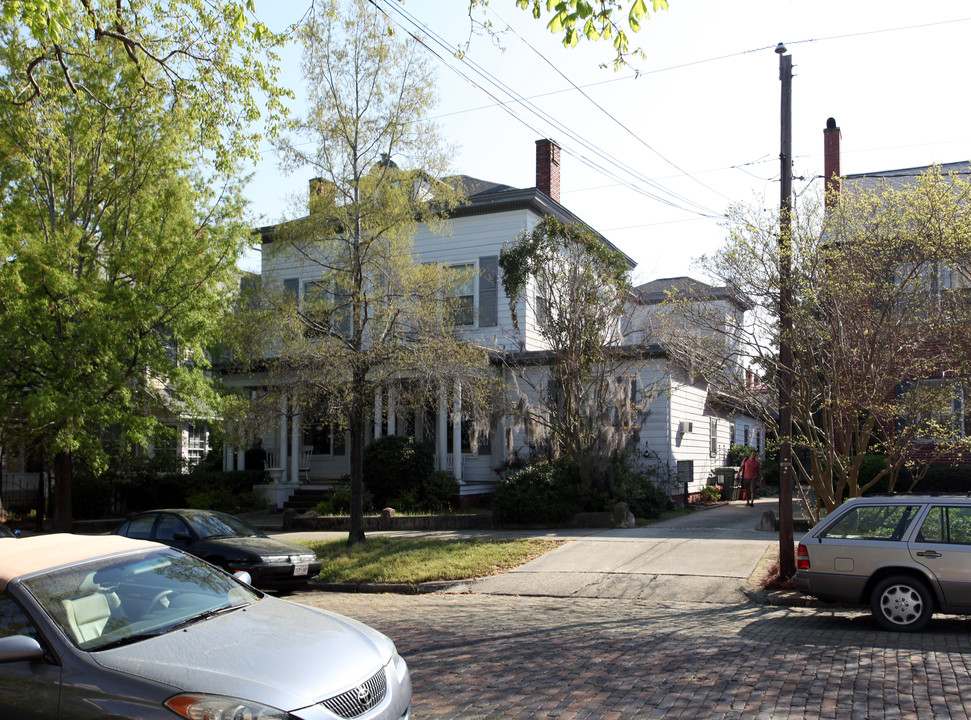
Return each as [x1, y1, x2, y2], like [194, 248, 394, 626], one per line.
[0, 534, 411, 719]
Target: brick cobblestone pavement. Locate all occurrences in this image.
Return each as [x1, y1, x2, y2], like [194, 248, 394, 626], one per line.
[291, 591, 971, 720]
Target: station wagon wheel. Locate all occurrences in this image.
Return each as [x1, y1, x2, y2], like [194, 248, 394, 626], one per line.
[870, 575, 933, 632]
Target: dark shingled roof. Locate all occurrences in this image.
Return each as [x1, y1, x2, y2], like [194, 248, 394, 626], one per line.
[634, 276, 750, 310]
[258, 172, 637, 269]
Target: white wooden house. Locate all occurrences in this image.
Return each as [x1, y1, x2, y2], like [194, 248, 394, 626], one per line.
[221, 139, 763, 507]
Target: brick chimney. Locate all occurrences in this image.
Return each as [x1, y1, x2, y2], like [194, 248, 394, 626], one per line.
[823, 117, 841, 207]
[535, 139, 561, 202]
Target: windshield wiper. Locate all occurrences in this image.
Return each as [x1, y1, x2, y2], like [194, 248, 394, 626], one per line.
[168, 603, 246, 631]
[93, 631, 167, 651]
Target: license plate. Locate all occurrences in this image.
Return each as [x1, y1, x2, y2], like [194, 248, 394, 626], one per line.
[293, 562, 309, 576]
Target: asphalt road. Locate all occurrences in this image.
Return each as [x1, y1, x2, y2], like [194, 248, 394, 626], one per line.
[282, 499, 971, 719]
[292, 590, 971, 720]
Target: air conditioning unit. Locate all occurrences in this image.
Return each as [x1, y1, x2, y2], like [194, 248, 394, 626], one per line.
[678, 421, 693, 434]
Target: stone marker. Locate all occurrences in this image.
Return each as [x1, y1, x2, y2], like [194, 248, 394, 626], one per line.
[613, 502, 636, 529]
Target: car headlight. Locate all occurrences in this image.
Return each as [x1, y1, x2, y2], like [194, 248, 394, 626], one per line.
[391, 645, 409, 684]
[165, 693, 292, 719]
[260, 555, 290, 564]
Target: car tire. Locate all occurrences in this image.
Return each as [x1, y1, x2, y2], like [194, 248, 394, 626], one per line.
[870, 575, 933, 632]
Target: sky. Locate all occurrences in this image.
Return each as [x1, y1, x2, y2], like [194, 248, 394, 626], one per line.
[241, 1, 971, 284]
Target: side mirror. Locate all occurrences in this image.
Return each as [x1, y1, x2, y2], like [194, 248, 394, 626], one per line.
[172, 531, 192, 542]
[233, 571, 253, 586]
[0, 636, 45, 663]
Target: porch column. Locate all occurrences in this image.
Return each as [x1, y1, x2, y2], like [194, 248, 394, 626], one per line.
[387, 385, 397, 435]
[374, 389, 383, 440]
[290, 393, 301, 484]
[452, 380, 463, 481]
[437, 384, 448, 472]
[278, 390, 288, 482]
[223, 439, 233, 472]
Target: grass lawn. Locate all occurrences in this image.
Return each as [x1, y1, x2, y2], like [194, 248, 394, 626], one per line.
[303, 537, 563, 584]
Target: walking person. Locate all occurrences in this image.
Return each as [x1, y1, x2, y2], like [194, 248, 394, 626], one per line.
[738, 450, 763, 507]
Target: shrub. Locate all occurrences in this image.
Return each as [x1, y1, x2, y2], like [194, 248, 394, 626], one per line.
[363, 435, 435, 509]
[492, 460, 585, 525]
[856, 454, 892, 493]
[700, 485, 722, 503]
[613, 457, 675, 519]
[71, 455, 266, 519]
[420, 471, 460, 513]
[185, 485, 264, 514]
[314, 486, 353, 516]
[901, 462, 971, 494]
[727, 444, 758, 467]
[72, 450, 188, 519]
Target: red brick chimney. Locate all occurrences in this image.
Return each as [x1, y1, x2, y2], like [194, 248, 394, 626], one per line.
[535, 139, 561, 202]
[823, 117, 841, 207]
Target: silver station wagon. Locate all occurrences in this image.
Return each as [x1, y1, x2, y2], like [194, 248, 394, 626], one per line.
[794, 495, 971, 631]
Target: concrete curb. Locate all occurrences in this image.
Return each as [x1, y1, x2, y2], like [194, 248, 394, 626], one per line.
[310, 580, 467, 595]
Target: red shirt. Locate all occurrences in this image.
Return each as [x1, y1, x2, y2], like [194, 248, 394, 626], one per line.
[740, 456, 761, 480]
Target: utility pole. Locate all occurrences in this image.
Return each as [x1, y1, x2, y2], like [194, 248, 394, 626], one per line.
[776, 42, 795, 579]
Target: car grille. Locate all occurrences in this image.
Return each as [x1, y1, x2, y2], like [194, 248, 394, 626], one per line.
[320, 668, 387, 718]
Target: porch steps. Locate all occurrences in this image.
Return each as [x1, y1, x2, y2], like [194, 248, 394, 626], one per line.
[282, 484, 335, 512]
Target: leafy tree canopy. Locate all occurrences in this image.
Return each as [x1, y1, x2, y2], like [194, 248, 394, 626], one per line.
[469, 0, 669, 67]
[1, 0, 289, 171]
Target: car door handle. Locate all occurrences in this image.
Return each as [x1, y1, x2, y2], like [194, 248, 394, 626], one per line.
[916, 550, 943, 558]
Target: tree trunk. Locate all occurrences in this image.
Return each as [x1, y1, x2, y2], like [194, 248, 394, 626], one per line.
[53, 450, 73, 532]
[347, 370, 367, 547]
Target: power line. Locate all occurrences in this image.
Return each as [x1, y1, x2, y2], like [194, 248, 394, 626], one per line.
[371, 0, 723, 218]
[484, 5, 734, 205]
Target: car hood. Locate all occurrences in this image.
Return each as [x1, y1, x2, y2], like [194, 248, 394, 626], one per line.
[206, 535, 312, 556]
[91, 597, 392, 711]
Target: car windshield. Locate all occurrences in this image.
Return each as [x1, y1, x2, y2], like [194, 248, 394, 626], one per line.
[183, 511, 265, 540]
[21, 547, 259, 651]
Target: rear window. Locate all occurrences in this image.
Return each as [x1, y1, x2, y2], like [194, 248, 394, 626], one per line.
[917, 506, 971, 544]
[821, 505, 920, 542]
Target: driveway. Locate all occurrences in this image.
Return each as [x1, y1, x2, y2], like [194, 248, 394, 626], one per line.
[445, 497, 781, 601]
[274, 496, 786, 602]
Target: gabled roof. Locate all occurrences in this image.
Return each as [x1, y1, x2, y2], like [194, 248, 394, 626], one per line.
[634, 276, 750, 310]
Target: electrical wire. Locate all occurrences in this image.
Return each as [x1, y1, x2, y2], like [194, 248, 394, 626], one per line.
[370, 0, 723, 218]
[485, 5, 734, 204]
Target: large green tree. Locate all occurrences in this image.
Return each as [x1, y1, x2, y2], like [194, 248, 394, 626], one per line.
[268, 0, 494, 546]
[0, 33, 252, 529]
[659, 169, 971, 522]
[1, 0, 287, 170]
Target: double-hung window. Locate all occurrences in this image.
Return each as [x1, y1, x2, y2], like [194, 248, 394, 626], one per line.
[448, 264, 475, 326]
